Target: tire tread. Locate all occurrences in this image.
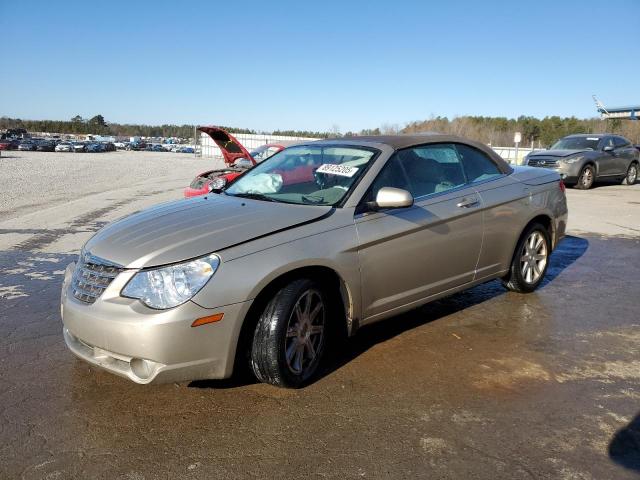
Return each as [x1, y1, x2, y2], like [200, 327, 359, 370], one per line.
[502, 223, 550, 294]
[250, 279, 319, 388]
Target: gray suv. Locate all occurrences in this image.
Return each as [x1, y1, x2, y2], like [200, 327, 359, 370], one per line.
[525, 134, 639, 189]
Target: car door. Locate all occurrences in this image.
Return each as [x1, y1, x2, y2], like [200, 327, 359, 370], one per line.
[456, 143, 530, 278]
[613, 136, 635, 174]
[355, 144, 483, 321]
[598, 137, 619, 176]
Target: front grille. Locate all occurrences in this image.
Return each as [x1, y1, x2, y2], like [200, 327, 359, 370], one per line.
[72, 253, 124, 304]
[528, 157, 559, 168]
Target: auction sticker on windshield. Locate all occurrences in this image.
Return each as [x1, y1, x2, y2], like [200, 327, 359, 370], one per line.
[316, 164, 359, 177]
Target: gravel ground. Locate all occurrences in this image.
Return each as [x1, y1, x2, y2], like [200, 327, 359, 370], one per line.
[0, 150, 226, 221]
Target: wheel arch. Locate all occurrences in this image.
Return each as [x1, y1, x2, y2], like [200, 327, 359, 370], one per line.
[583, 159, 598, 176]
[508, 213, 554, 269]
[232, 264, 354, 377]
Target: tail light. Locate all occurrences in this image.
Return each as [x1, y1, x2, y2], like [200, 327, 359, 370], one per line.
[559, 180, 566, 193]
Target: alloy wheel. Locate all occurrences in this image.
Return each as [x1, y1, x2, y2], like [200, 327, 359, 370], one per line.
[628, 164, 638, 185]
[520, 231, 548, 284]
[284, 289, 325, 376]
[580, 167, 594, 188]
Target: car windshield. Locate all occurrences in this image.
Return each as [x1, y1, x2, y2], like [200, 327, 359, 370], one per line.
[551, 137, 599, 150]
[225, 145, 377, 206]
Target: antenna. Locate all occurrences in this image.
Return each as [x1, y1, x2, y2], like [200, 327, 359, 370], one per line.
[592, 95, 609, 115]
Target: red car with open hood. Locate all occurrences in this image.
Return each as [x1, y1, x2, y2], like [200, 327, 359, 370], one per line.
[184, 127, 298, 198]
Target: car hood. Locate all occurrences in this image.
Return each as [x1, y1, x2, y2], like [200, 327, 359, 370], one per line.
[83, 194, 332, 269]
[528, 149, 589, 158]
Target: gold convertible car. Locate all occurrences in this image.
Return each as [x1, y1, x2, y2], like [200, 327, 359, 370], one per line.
[61, 134, 568, 388]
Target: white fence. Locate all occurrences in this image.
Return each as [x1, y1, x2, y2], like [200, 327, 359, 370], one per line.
[198, 132, 539, 166]
[198, 132, 319, 159]
[490, 146, 541, 165]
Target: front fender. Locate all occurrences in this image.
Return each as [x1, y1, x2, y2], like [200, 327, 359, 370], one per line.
[192, 223, 362, 328]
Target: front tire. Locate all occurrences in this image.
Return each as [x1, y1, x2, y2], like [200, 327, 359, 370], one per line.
[575, 165, 595, 189]
[623, 162, 638, 185]
[502, 223, 551, 293]
[250, 279, 327, 388]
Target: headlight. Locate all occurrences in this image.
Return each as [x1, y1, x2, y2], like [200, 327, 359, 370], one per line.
[209, 176, 227, 191]
[122, 254, 220, 309]
[562, 156, 582, 164]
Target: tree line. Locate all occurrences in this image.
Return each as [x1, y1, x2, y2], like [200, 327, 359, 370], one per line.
[400, 115, 640, 146]
[0, 116, 332, 139]
[2, 114, 639, 145]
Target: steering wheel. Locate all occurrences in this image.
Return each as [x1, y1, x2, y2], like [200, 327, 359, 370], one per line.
[314, 169, 329, 190]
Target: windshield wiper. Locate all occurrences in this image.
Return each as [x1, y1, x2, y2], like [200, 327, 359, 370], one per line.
[230, 192, 278, 202]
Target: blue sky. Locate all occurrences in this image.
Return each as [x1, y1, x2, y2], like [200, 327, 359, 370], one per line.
[1, 0, 639, 132]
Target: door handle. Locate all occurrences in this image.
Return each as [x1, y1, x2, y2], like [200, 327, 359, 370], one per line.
[457, 198, 480, 208]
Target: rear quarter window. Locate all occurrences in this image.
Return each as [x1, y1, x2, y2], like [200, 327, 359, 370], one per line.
[455, 144, 502, 183]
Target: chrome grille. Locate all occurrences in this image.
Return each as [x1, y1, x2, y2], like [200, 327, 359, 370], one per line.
[527, 157, 559, 168]
[72, 253, 124, 304]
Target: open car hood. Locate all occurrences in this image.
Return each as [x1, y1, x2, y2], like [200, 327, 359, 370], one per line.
[198, 126, 256, 166]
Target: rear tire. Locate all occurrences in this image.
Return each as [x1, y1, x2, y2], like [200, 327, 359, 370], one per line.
[623, 162, 638, 185]
[575, 165, 595, 189]
[502, 223, 551, 293]
[250, 278, 328, 388]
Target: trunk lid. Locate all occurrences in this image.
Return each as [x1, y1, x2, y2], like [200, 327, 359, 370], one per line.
[511, 166, 560, 185]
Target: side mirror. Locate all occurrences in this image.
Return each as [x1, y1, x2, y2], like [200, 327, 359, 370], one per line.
[368, 187, 414, 211]
[603, 145, 614, 152]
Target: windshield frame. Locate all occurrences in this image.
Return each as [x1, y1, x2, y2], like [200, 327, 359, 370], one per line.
[223, 143, 381, 208]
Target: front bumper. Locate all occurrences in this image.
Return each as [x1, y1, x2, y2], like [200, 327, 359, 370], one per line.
[61, 263, 252, 384]
[527, 161, 581, 183]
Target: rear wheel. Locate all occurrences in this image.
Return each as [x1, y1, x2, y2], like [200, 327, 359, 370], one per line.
[503, 223, 551, 293]
[250, 278, 328, 388]
[575, 165, 595, 189]
[623, 162, 638, 185]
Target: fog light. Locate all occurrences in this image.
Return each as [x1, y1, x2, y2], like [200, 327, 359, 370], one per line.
[130, 358, 154, 380]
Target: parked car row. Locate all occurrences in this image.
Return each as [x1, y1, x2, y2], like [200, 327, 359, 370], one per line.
[117, 141, 194, 153]
[0, 137, 119, 153]
[54, 141, 117, 153]
[0, 135, 194, 154]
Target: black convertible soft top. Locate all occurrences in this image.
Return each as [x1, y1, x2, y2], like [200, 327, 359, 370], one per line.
[310, 133, 514, 174]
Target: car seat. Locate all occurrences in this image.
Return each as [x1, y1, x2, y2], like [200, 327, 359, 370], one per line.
[400, 150, 443, 197]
